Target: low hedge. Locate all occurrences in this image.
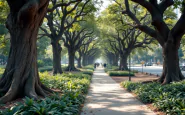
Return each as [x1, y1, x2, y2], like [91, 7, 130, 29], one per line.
[108, 71, 134, 76]
[0, 68, 4, 77]
[104, 66, 119, 73]
[1, 72, 91, 115]
[82, 70, 93, 76]
[121, 81, 185, 114]
[38, 66, 53, 72]
[82, 65, 94, 71]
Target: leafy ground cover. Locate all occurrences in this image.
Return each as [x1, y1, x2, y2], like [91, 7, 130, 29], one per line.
[81, 70, 93, 76]
[39, 66, 69, 72]
[0, 68, 4, 78]
[104, 66, 119, 72]
[0, 72, 91, 115]
[121, 81, 185, 114]
[108, 71, 135, 76]
[82, 65, 94, 71]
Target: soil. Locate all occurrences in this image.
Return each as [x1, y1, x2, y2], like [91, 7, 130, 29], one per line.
[111, 72, 165, 115]
[111, 72, 160, 83]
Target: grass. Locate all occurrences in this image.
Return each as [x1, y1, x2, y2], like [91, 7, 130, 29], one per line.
[108, 71, 135, 76]
[121, 81, 185, 114]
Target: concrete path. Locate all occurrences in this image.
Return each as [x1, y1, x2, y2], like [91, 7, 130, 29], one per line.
[81, 68, 156, 115]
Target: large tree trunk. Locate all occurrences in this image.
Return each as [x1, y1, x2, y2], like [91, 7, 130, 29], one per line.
[119, 55, 128, 70]
[0, 0, 52, 103]
[159, 40, 184, 84]
[51, 41, 63, 75]
[82, 55, 88, 66]
[113, 54, 119, 66]
[77, 56, 82, 68]
[66, 49, 77, 71]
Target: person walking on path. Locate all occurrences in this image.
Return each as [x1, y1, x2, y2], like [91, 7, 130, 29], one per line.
[81, 68, 156, 115]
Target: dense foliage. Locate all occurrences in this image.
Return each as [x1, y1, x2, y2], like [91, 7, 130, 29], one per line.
[81, 65, 94, 71]
[121, 81, 185, 114]
[0, 72, 91, 115]
[0, 68, 4, 77]
[108, 71, 134, 76]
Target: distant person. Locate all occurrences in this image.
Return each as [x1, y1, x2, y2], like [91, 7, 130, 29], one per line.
[94, 63, 96, 68]
[103, 63, 107, 68]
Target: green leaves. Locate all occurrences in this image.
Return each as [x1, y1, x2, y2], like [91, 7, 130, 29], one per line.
[121, 81, 185, 114]
[1, 72, 91, 115]
[108, 71, 135, 76]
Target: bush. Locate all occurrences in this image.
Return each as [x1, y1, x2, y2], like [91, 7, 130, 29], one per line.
[132, 70, 138, 73]
[108, 71, 134, 76]
[82, 70, 93, 76]
[104, 66, 119, 73]
[0, 68, 4, 77]
[121, 81, 139, 91]
[1, 72, 92, 114]
[121, 81, 185, 114]
[82, 65, 94, 71]
[39, 66, 53, 72]
[37, 60, 44, 67]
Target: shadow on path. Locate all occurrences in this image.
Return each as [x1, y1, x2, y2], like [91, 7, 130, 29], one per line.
[81, 67, 156, 115]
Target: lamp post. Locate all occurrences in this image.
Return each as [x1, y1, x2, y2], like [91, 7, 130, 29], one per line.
[141, 61, 145, 73]
[129, 54, 131, 81]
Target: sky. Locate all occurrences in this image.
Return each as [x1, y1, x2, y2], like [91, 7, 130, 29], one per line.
[99, 0, 112, 12]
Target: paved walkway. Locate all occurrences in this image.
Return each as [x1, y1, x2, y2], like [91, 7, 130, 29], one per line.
[81, 68, 156, 115]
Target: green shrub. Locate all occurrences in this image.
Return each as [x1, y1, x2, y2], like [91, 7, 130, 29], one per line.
[82, 70, 93, 75]
[121, 81, 139, 91]
[131, 70, 138, 73]
[104, 66, 119, 73]
[121, 81, 185, 114]
[37, 60, 44, 67]
[82, 65, 94, 71]
[39, 66, 53, 72]
[1, 72, 91, 114]
[108, 71, 134, 76]
[0, 68, 4, 77]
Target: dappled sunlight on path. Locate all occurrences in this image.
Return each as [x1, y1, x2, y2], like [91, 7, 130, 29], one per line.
[81, 68, 156, 115]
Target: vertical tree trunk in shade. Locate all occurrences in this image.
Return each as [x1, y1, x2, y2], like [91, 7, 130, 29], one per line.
[77, 56, 82, 68]
[66, 49, 76, 71]
[119, 55, 128, 70]
[51, 41, 63, 75]
[0, 0, 52, 103]
[82, 55, 87, 66]
[159, 40, 184, 84]
[113, 54, 119, 66]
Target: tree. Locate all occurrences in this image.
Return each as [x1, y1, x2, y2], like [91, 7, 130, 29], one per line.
[109, 28, 153, 70]
[63, 27, 94, 70]
[82, 42, 100, 66]
[0, 0, 9, 24]
[40, 0, 91, 74]
[118, 0, 185, 84]
[0, 0, 52, 103]
[75, 48, 83, 68]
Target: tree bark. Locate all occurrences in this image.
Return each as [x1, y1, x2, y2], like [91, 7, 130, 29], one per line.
[113, 54, 119, 66]
[51, 41, 63, 75]
[82, 55, 88, 66]
[119, 55, 128, 70]
[77, 56, 82, 68]
[0, 0, 52, 103]
[159, 40, 184, 84]
[66, 49, 77, 71]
